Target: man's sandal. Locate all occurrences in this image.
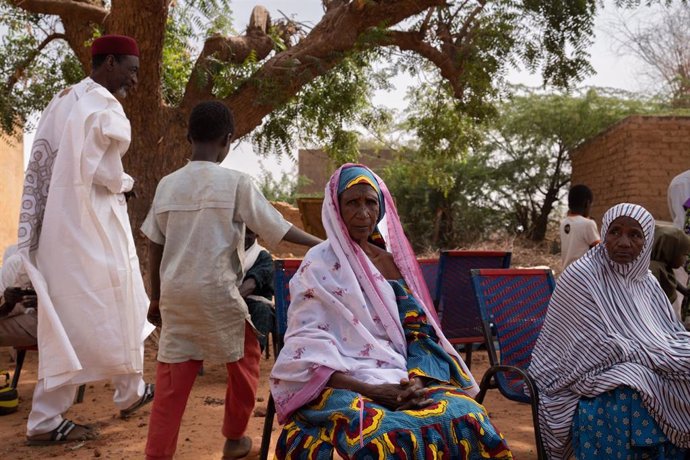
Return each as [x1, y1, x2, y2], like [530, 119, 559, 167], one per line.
[26, 419, 97, 446]
[119, 382, 154, 419]
[222, 436, 252, 459]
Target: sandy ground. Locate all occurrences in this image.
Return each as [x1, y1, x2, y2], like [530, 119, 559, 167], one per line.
[0, 342, 539, 460]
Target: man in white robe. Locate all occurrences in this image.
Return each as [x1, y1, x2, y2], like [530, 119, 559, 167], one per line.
[17, 35, 154, 444]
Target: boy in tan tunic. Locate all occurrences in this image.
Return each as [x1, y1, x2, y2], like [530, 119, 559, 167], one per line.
[142, 101, 320, 459]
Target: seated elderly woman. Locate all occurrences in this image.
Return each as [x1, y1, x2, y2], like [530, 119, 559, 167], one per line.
[530, 203, 690, 460]
[270, 164, 512, 459]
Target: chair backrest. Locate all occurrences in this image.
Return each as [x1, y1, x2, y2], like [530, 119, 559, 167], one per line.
[471, 268, 555, 403]
[273, 259, 303, 341]
[417, 258, 440, 305]
[436, 250, 511, 343]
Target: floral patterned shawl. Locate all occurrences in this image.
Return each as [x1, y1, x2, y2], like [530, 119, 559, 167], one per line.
[269, 163, 476, 423]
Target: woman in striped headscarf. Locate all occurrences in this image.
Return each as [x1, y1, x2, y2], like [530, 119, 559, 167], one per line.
[530, 203, 690, 459]
[270, 164, 512, 459]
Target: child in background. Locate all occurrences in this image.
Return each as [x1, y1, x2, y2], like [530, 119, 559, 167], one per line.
[142, 101, 321, 460]
[240, 228, 275, 353]
[560, 184, 600, 269]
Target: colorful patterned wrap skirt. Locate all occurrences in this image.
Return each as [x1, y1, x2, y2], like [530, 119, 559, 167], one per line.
[573, 387, 687, 460]
[275, 280, 512, 460]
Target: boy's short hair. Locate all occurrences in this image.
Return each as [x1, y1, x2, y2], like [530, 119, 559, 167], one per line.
[188, 101, 235, 143]
[568, 184, 593, 210]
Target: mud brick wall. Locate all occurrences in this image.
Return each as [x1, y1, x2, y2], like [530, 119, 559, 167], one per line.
[571, 116, 690, 224]
[0, 134, 23, 253]
[297, 149, 395, 196]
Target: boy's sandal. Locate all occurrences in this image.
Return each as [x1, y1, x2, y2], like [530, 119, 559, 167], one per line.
[119, 382, 155, 419]
[222, 436, 252, 459]
[26, 419, 97, 446]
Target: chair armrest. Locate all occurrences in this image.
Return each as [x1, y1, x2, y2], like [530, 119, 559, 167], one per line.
[475, 364, 539, 406]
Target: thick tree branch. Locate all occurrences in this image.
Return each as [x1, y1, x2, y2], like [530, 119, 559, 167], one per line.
[215, 0, 446, 138]
[182, 6, 276, 103]
[10, 0, 108, 23]
[6, 32, 66, 93]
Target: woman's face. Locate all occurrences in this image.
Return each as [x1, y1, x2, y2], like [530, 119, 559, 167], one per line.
[339, 183, 380, 244]
[605, 216, 645, 264]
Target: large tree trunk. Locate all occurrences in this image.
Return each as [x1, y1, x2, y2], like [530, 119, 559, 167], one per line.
[526, 188, 559, 242]
[9, 0, 478, 278]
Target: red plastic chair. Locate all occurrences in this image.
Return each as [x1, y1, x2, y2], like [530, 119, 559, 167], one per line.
[435, 250, 511, 367]
[417, 257, 440, 307]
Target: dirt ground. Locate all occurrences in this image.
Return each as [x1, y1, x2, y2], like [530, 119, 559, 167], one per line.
[0, 220, 554, 459]
[0, 342, 539, 460]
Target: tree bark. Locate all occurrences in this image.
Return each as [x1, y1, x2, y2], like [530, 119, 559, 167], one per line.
[10, 0, 471, 277]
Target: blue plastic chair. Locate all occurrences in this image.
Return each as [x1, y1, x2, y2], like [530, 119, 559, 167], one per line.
[260, 259, 302, 460]
[470, 268, 555, 460]
[435, 250, 511, 367]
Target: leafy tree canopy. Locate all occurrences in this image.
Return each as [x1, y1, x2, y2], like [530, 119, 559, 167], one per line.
[0, 0, 684, 250]
[384, 84, 662, 248]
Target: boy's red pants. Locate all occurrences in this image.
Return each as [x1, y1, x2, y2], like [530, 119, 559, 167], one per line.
[145, 322, 261, 460]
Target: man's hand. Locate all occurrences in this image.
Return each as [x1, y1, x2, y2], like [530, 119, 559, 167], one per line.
[239, 278, 257, 298]
[124, 188, 137, 202]
[3, 287, 24, 307]
[0, 288, 36, 316]
[21, 295, 38, 309]
[147, 299, 162, 327]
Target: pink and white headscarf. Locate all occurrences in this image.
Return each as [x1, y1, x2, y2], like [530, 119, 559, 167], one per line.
[270, 164, 477, 423]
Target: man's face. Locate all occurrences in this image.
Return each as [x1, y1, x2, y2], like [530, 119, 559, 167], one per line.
[107, 55, 139, 99]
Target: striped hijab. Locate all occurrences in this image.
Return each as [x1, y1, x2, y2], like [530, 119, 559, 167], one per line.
[530, 203, 690, 459]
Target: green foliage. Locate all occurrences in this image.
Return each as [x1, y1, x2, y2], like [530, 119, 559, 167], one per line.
[480, 87, 660, 240]
[0, 3, 84, 134]
[163, 0, 235, 105]
[252, 51, 393, 164]
[384, 152, 507, 251]
[384, 85, 659, 248]
[210, 50, 261, 99]
[383, 82, 504, 249]
[254, 162, 308, 205]
[161, 7, 196, 106]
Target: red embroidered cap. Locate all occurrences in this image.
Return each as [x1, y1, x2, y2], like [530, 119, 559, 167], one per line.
[91, 35, 139, 57]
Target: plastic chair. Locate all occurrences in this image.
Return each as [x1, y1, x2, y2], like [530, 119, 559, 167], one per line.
[260, 258, 302, 460]
[417, 257, 439, 306]
[470, 268, 555, 460]
[11, 345, 85, 403]
[435, 250, 511, 367]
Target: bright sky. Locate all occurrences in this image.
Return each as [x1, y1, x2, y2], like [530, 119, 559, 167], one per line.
[23, 0, 656, 178]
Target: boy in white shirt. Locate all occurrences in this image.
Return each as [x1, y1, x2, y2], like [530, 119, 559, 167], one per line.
[141, 101, 321, 459]
[560, 184, 600, 269]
